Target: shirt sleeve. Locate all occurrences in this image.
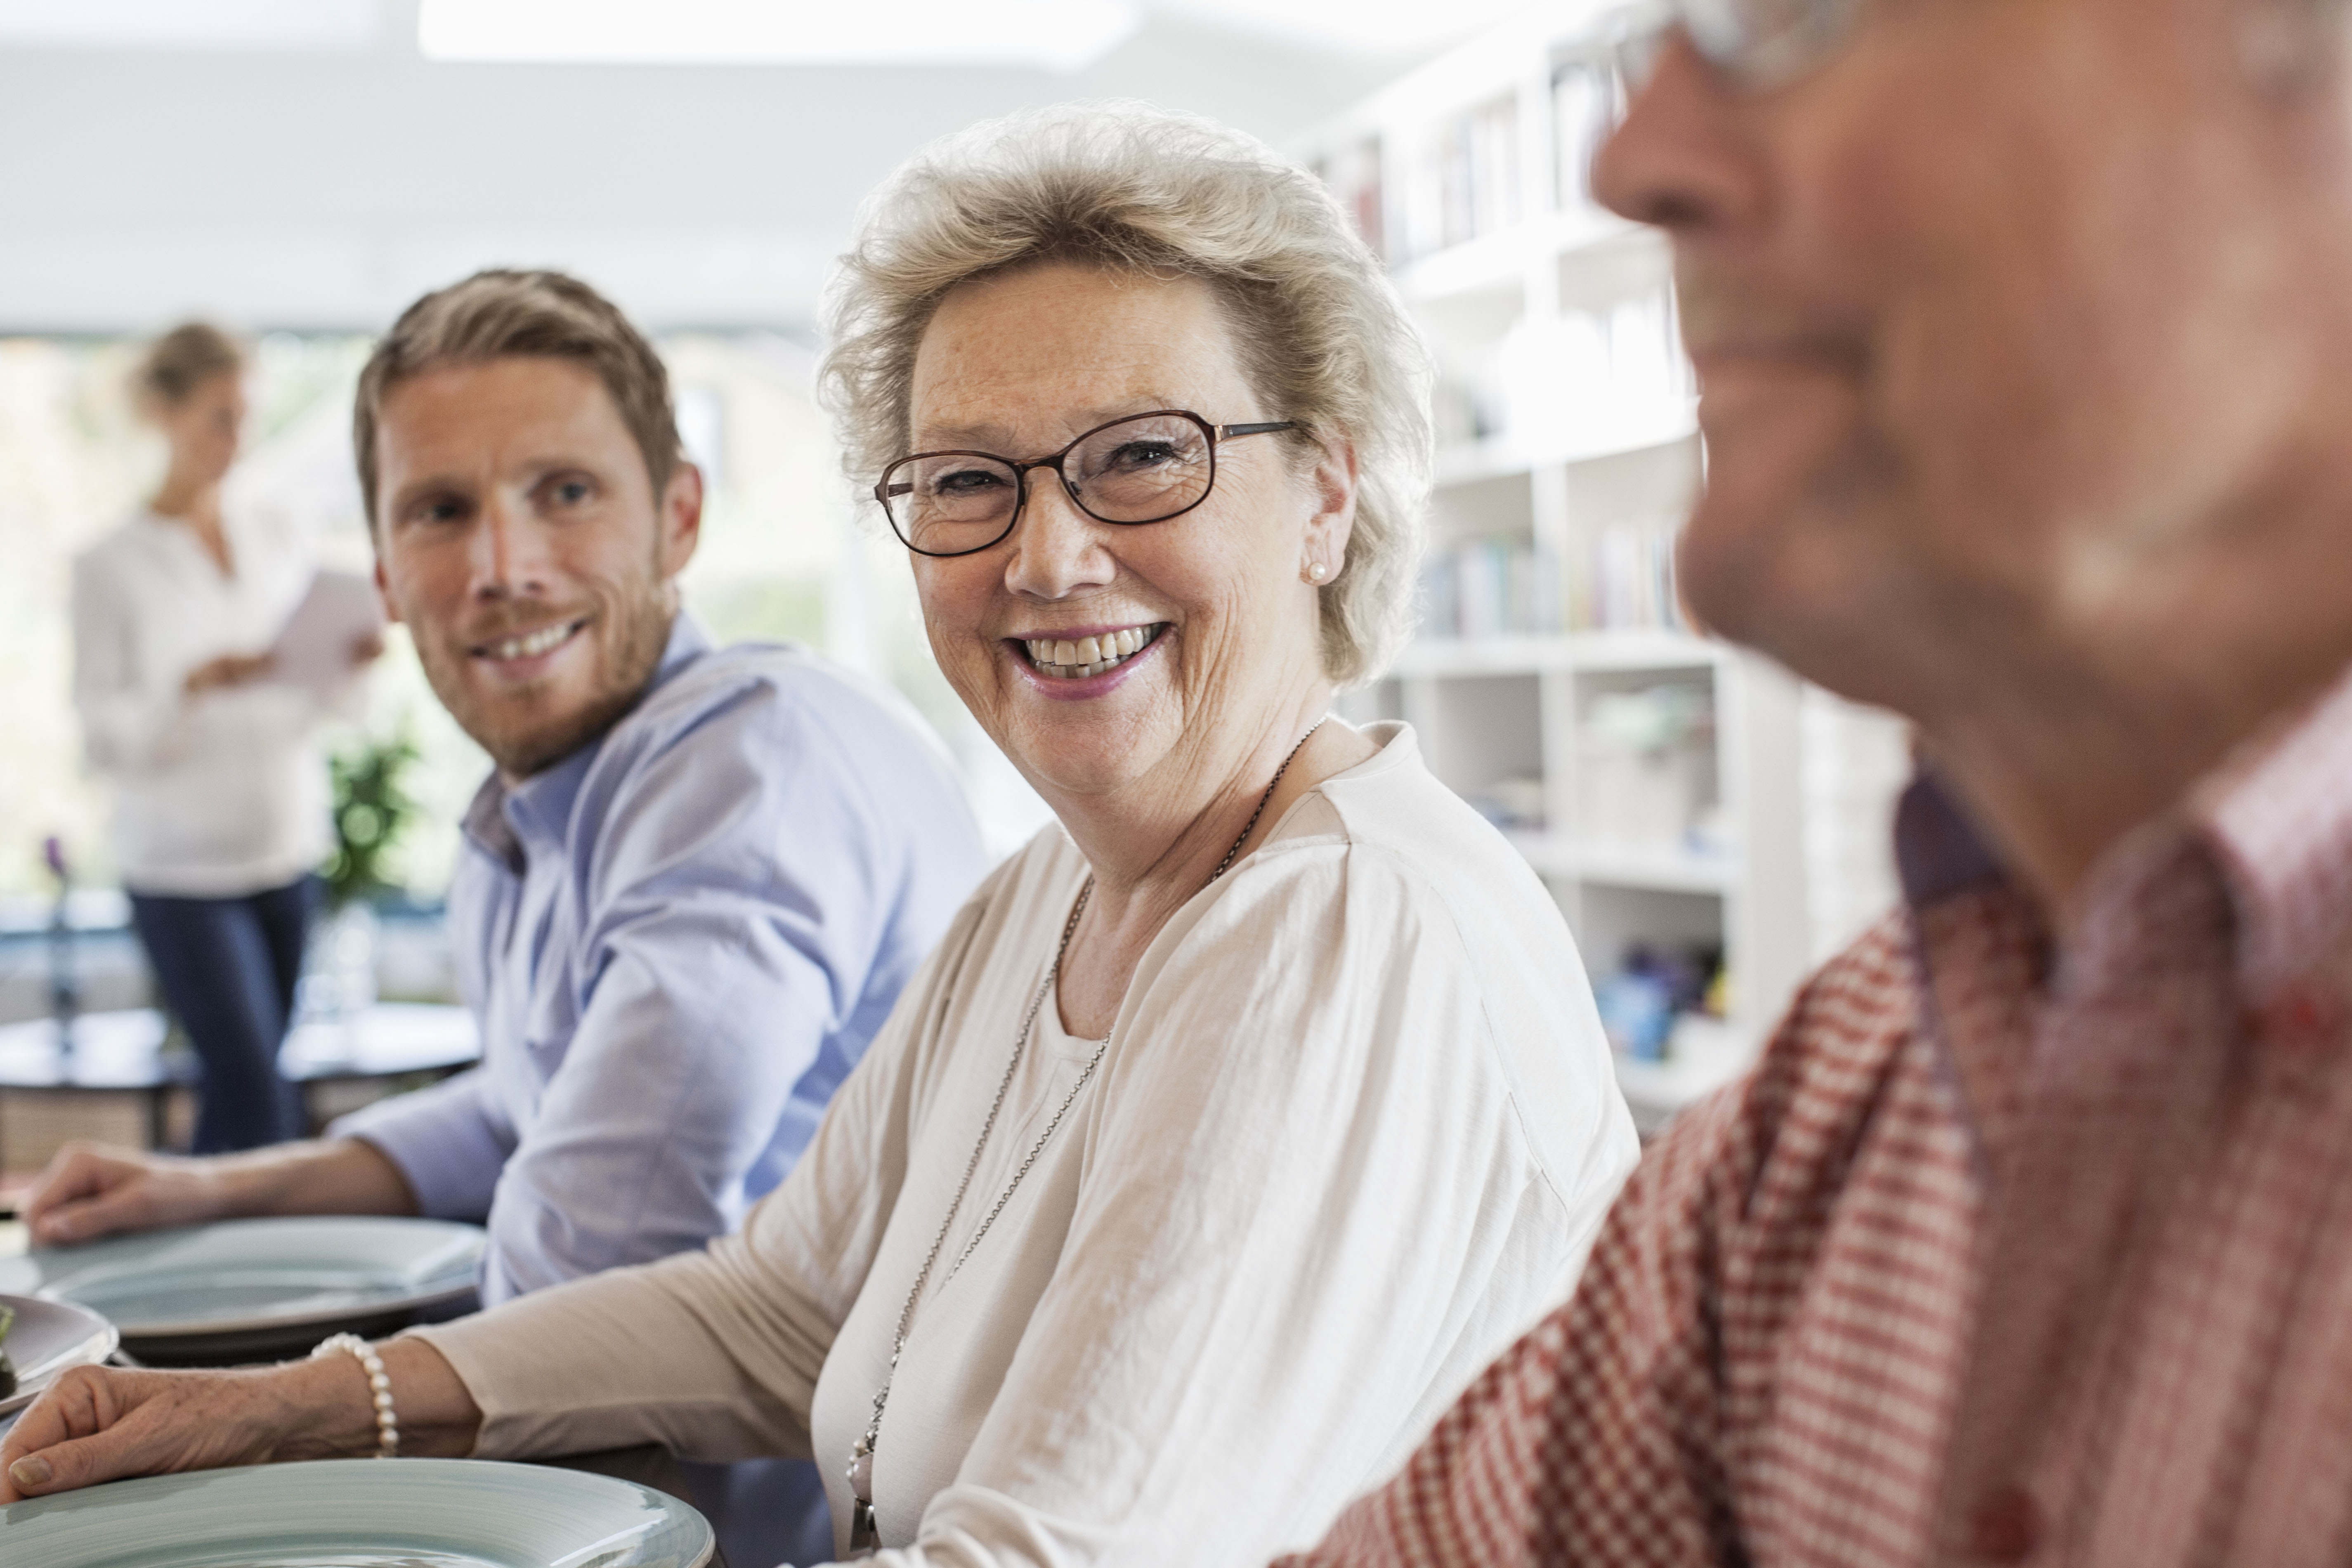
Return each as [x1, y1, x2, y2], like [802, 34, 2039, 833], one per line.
[465, 682, 925, 1303]
[331, 1066, 517, 1222]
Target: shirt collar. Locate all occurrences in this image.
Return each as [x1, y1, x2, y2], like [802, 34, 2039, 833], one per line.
[1894, 772, 2009, 907]
[2194, 660, 2352, 1002]
[460, 772, 526, 876]
[456, 610, 712, 876]
[1894, 657, 2352, 1006]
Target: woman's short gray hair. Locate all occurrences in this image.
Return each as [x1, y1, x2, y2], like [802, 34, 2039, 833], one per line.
[819, 102, 1432, 687]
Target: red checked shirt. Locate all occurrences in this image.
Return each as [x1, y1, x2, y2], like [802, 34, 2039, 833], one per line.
[1285, 669, 2352, 1568]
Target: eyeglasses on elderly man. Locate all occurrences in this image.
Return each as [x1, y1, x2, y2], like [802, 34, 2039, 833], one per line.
[1611, 0, 1864, 89]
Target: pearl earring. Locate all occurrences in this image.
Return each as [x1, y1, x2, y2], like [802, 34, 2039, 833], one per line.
[1306, 561, 1327, 582]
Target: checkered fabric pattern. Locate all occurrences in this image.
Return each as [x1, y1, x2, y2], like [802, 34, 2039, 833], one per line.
[1282, 670, 2352, 1568]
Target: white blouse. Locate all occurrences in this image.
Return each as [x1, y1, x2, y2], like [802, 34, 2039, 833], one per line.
[413, 723, 1640, 1567]
[71, 509, 354, 897]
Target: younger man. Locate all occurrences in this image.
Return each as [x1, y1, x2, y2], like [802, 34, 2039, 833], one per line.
[27, 270, 987, 1564]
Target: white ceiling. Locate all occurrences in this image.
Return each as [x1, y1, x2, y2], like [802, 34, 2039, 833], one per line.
[0, 0, 1530, 334]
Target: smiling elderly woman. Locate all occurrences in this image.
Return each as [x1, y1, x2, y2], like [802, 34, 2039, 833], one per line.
[1, 105, 1638, 1565]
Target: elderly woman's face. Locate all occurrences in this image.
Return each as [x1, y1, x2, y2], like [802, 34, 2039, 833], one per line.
[907, 263, 1344, 804]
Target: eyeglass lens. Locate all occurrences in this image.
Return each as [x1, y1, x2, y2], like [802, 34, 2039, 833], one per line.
[1606, 0, 1862, 96]
[882, 413, 1216, 556]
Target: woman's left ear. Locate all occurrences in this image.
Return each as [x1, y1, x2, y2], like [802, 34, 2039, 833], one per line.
[1301, 433, 1359, 585]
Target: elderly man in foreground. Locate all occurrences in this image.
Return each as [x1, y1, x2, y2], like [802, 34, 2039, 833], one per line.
[21, 269, 986, 1565]
[1290, 0, 2352, 1563]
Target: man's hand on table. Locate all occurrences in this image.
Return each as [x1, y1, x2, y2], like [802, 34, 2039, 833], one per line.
[21, 1138, 422, 1247]
[20, 1144, 233, 1246]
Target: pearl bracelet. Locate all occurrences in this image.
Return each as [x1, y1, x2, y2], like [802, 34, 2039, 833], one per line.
[312, 1333, 399, 1459]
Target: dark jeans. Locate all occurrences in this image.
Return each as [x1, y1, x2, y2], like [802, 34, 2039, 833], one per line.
[129, 875, 318, 1153]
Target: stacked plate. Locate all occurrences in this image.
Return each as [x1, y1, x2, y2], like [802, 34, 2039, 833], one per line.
[0, 1459, 715, 1566]
[0, 1295, 116, 1421]
[0, 1220, 717, 1564]
[0, 1216, 485, 1365]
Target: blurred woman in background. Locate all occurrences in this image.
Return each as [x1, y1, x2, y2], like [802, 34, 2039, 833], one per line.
[70, 324, 375, 1152]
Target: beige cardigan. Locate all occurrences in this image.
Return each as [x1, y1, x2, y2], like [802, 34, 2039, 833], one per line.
[412, 724, 1639, 1567]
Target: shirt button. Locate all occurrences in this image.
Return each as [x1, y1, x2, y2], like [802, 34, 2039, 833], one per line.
[1968, 1486, 2041, 1563]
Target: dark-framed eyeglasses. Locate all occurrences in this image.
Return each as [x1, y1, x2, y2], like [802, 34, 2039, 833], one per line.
[873, 409, 1299, 560]
[1608, 0, 1865, 94]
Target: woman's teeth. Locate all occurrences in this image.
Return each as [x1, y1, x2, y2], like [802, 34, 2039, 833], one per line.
[485, 621, 581, 661]
[1023, 624, 1159, 679]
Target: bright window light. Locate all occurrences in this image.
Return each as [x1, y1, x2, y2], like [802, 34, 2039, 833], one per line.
[417, 0, 1143, 71]
[0, 0, 380, 52]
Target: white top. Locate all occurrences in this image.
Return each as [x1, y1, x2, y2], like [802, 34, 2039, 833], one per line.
[71, 509, 357, 896]
[414, 723, 1640, 1567]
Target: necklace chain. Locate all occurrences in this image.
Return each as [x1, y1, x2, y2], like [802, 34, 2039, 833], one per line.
[848, 718, 1325, 1553]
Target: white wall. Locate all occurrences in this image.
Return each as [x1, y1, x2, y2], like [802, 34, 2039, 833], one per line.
[0, 0, 1400, 332]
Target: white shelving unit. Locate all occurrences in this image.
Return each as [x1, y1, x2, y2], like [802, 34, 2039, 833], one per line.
[1303, 1, 1900, 1132]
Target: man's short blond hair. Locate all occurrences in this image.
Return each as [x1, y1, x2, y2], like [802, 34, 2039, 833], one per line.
[820, 103, 1433, 687]
[354, 269, 681, 530]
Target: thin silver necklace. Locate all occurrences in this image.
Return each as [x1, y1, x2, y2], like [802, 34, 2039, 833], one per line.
[847, 718, 1325, 1555]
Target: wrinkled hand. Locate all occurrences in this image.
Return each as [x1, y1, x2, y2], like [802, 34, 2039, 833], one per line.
[20, 1142, 229, 1247]
[1, 1361, 338, 1504]
[183, 652, 273, 694]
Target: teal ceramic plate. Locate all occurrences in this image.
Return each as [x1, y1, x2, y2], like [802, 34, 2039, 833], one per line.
[0, 1459, 715, 1567]
[0, 1218, 483, 1362]
[0, 1294, 118, 1418]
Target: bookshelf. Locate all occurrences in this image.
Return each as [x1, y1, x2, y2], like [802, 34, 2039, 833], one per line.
[1304, 0, 1906, 1131]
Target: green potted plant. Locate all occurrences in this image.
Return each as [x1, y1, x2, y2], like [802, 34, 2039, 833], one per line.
[309, 730, 420, 1023]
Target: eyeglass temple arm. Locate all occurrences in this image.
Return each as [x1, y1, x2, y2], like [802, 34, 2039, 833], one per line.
[1218, 421, 1298, 440]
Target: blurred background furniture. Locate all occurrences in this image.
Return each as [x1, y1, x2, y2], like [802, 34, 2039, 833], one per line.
[0, 1002, 477, 1175]
[1301, 2, 1913, 1130]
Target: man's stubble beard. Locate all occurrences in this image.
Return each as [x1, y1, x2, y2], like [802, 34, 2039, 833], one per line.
[421, 574, 679, 782]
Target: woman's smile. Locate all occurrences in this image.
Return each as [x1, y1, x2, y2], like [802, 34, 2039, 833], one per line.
[1015, 621, 1166, 679]
[1006, 620, 1170, 701]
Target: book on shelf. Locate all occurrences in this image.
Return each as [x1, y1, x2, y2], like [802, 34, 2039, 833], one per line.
[1433, 94, 1519, 255]
[1313, 136, 1386, 262]
[1570, 516, 1687, 633]
[1419, 536, 1563, 640]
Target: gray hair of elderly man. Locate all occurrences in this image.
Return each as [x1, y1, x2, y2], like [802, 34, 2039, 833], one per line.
[819, 101, 1434, 690]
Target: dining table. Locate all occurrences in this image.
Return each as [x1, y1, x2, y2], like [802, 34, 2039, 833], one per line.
[0, 1004, 478, 1171]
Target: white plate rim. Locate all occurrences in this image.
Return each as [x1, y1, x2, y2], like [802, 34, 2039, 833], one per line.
[0, 1217, 485, 1339]
[0, 1457, 716, 1567]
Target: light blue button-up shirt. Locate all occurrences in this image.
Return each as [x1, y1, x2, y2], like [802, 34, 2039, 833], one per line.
[337, 614, 985, 1299]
